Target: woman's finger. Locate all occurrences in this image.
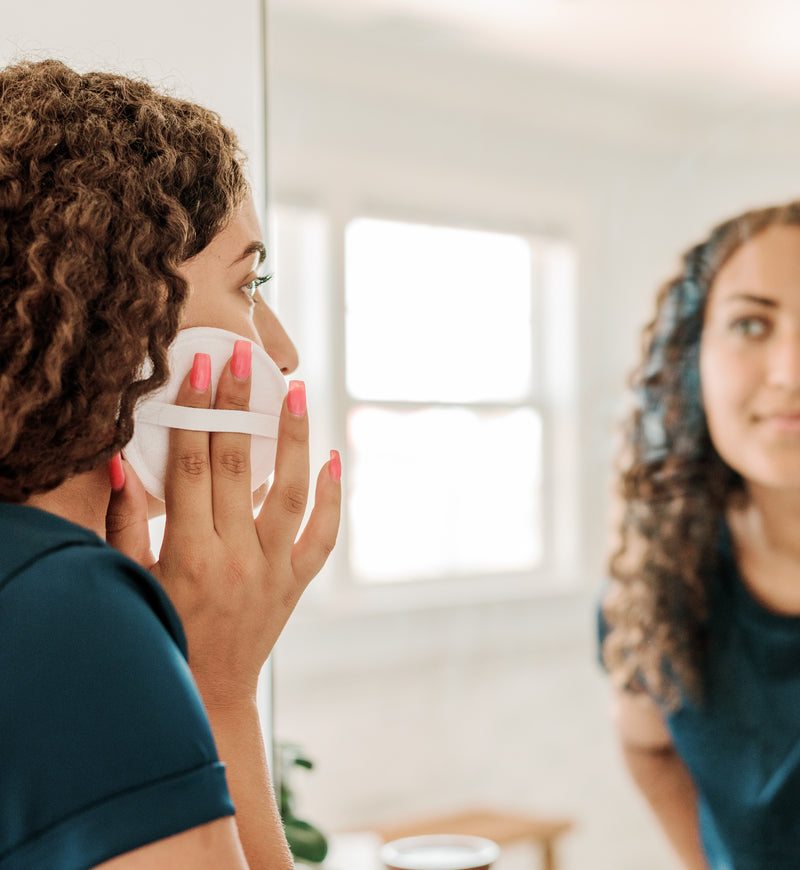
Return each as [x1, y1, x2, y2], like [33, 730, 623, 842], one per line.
[105, 455, 156, 569]
[254, 380, 310, 557]
[163, 352, 214, 535]
[209, 340, 256, 540]
[291, 452, 342, 586]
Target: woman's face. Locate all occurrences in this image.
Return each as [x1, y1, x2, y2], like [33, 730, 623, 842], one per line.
[179, 193, 298, 373]
[700, 224, 800, 489]
[142, 194, 298, 516]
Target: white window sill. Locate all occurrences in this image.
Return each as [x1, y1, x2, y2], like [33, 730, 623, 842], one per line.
[275, 576, 596, 682]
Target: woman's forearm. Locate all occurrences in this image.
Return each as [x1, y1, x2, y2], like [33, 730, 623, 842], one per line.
[621, 741, 709, 870]
[205, 698, 292, 870]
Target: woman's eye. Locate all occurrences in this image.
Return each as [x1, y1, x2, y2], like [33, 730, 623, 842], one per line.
[730, 316, 768, 338]
[241, 273, 272, 302]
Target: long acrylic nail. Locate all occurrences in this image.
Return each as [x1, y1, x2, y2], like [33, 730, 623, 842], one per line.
[109, 453, 126, 491]
[190, 353, 211, 392]
[287, 380, 306, 417]
[231, 340, 252, 381]
[330, 449, 342, 483]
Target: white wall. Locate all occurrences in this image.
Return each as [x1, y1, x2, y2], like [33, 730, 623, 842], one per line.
[266, 7, 800, 870]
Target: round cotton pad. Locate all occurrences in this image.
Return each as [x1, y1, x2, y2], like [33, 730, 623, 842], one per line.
[124, 326, 287, 501]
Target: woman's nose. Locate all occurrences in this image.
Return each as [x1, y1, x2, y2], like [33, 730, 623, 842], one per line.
[767, 329, 800, 391]
[252, 302, 299, 375]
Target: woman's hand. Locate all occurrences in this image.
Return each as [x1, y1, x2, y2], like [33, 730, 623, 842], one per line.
[106, 344, 341, 710]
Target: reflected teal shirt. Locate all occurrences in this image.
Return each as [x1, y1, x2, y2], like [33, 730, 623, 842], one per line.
[665, 529, 800, 869]
[599, 528, 800, 869]
[0, 504, 234, 870]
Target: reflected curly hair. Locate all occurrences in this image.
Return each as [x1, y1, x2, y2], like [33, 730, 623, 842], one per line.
[602, 200, 800, 710]
[0, 59, 248, 501]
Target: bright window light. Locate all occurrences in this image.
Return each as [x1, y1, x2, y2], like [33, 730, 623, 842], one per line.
[345, 217, 545, 584]
[349, 405, 542, 582]
[270, 205, 577, 595]
[345, 218, 532, 403]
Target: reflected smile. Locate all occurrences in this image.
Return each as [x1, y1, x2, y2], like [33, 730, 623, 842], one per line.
[755, 412, 800, 433]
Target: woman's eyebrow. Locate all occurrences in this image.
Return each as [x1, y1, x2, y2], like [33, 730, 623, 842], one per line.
[722, 292, 777, 307]
[231, 241, 267, 267]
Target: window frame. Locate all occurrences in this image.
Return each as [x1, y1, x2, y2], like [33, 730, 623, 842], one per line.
[268, 201, 581, 615]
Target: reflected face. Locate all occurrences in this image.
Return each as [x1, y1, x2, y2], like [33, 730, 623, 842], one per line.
[179, 193, 299, 374]
[700, 225, 800, 488]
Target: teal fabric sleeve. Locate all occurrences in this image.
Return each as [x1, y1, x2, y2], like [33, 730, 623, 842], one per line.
[0, 509, 235, 870]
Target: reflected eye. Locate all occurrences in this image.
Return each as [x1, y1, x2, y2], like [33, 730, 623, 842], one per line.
[241, 273, 272, 302]
[730, 316, 769, 338]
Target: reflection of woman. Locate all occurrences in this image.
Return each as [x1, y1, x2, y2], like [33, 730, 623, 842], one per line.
[601, 201, 800, 870]
[0, 59, 340, 869]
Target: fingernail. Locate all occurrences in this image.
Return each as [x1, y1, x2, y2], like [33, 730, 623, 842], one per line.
[231, 340, 252, 381]
[109, 453, 126, 491]
[190, 353, 211, 392]
[330, 449, 342, 483]
[287, 380, 306, 417]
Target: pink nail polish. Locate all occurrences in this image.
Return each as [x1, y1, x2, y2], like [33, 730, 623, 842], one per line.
[330, 449, 342, 483]
[190, 353, 211, 392]
[287, 380, 306, 417]
[231, 340, 252, 381]
[109, 453, 126, 491]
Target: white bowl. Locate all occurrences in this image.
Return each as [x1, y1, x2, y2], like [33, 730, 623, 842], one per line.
[379, 834, 500, 870]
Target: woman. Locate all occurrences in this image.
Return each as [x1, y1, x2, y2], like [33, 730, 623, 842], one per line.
[0, 59, 341, 869]
[601, 200, 800, 869]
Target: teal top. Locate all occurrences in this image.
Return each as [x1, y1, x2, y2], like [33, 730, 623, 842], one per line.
[665, 529, 800, 869]
[0, 503, 235, 870]
[598, 526, 800, 869]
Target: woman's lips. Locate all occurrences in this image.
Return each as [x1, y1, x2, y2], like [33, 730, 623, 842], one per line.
[758, 412, 800, 433]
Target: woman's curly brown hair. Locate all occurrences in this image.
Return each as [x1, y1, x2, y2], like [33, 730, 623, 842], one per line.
[602, 200, 800, 710]
[0, 59, 249, 501]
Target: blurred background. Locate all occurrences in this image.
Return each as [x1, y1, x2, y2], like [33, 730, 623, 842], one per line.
[265, 3, 800, 869]
[6, 1, 800, 867]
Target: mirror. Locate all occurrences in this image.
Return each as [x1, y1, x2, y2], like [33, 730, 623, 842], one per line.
[266, 3, 800, 869]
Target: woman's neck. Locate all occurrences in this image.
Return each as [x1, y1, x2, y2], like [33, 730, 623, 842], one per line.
[738, 483, 800, 559]
[24, 467, 110, 539]
[727, 484, 800, 615]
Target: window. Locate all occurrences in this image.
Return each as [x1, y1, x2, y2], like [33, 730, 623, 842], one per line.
[270, 207, 578, 601]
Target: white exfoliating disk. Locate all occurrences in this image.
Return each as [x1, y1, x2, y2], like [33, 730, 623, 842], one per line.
[124, 326, 287, 500]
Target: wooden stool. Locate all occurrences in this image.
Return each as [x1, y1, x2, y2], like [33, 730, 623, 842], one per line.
[375, 807, 574, 870]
